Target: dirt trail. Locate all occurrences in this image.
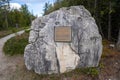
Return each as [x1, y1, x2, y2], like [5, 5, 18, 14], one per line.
[0, 31, 24, 80]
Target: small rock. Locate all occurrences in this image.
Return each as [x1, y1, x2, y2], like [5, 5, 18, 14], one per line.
[109, 44, 115, 49]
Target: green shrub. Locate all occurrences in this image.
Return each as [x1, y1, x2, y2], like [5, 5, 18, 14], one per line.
[80, 67, 99, 77]
[99, 63, 104, 69]
[3, 32, 29, 56]
[71, 67, 99, 77]
[25, 29, 30, 33]
[11, 28, 17, 33]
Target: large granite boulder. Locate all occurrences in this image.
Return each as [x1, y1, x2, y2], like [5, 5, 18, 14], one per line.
[24, 6, 103, 74]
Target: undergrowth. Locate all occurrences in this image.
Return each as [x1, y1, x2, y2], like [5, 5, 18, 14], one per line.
[3, 31, 29, 56]
[0, 27, 29, 38]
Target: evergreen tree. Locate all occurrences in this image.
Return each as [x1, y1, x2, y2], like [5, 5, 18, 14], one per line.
[43, 0, 120, 42]
[0, 3, 35, 30]
[43, 2, 50, 15]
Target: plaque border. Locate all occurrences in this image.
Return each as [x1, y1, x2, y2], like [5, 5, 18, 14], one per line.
[54, 26, 72, 43]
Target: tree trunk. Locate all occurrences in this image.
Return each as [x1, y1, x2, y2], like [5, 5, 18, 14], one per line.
[94, 0, 97, 16]
[117, 28, 120, 51]
[4, 0, 9, 29]
[94, 0, 104, 37]
[108, 1, 111, 40]
[5, 11, 8, 28]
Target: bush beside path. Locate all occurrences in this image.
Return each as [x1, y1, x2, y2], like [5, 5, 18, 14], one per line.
[0, 30, 25, 80]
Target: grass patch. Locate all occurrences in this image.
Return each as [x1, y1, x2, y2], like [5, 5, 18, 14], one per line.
[0, 30, 12, 38]
[102, 39, 115, 58]
[28, 67, 99, 80]
[3, 32, 29, 56]
[102, 39, 110, 46]
[19, 67, 99, 80]
[72, 67, 99, 77]
[0, 27, 29, 38]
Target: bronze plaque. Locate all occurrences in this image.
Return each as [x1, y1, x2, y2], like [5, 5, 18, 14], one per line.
[54, 26, 71, 42]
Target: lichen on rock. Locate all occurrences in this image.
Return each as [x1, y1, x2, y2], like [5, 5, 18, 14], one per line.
[24, 6, 103, 74]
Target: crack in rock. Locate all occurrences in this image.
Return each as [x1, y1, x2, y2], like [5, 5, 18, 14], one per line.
[24, 5, 102, 74]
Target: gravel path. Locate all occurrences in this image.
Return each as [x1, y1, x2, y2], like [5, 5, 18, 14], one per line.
[0, 30, 25, 80]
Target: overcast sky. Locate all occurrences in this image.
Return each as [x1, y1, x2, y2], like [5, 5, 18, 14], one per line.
[10, 0, 55, 17]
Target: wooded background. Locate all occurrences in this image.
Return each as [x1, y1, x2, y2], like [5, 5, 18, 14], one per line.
[0, 0, 120, 43]
[0, 0, 35, 31]
[43, 0, 120, 43]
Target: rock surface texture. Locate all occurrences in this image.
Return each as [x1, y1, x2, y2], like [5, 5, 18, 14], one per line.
[24, 6, 103, 74]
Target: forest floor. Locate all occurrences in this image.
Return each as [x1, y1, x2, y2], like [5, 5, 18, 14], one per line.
[0, 32, 120, 80]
